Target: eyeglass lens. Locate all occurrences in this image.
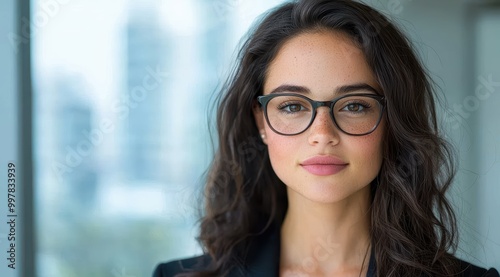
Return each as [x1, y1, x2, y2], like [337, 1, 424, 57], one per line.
[265, 95, 382, 135]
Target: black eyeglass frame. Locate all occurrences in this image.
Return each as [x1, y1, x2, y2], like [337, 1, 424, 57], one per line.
[257, 93, 386, 136]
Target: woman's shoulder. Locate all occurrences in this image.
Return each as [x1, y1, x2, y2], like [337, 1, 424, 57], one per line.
[152, 254, 213, 277]
[456, 258, 499, 277]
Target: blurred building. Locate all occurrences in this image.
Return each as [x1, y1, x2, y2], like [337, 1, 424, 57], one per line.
[124, 1, 168, 182]
[51, 75, 98, 219]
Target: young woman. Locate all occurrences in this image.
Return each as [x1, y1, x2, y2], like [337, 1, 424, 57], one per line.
[154, 0, 499, 276]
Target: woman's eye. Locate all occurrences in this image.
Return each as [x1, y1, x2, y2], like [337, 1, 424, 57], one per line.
[286, 104, 303, 112]
[279, 103, 305, 113]
[342, 103, 366, 112]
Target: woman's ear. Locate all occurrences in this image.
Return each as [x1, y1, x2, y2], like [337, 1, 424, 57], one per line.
[252, 103, 268, 145]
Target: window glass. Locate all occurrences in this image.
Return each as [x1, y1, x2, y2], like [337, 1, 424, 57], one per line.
[32, 0, 286, 276]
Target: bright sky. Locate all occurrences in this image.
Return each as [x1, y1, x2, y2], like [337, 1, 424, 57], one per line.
[32, 0, 127, 106]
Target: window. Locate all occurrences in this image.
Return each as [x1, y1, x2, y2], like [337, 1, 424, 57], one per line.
[32, 0, 286, 276]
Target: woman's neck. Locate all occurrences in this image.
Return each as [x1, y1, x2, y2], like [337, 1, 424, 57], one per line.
[280, 185, 372, 276]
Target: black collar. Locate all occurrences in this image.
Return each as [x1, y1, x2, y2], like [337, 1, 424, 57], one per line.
[236, 223, 376, 277]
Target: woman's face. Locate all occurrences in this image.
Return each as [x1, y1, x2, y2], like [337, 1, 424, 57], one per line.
[254, 30, 385, 204]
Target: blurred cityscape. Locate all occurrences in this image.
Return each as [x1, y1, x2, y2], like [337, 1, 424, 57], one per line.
[32, 0, 266, 275]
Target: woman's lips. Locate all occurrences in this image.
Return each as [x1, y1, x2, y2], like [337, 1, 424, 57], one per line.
[300, 156, 348, 176]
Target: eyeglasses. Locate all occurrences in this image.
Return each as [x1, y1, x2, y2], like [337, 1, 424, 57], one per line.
[257, 93, 386, 136]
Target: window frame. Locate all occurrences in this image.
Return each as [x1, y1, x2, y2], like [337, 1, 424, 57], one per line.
[18, 0, 36, 276]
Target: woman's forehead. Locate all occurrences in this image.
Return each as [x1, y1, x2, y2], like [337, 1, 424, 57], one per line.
[263, 30, 379, 97]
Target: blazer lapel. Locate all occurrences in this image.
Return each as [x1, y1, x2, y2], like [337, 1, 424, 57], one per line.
[236, 223, 281, 277]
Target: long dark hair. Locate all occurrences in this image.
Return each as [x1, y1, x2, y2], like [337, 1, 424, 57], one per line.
[190, 0, 459, 276]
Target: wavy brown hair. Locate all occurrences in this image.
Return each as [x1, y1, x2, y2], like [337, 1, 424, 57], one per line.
[187, 0, 459, 276]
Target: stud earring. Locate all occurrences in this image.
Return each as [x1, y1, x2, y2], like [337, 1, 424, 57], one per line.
[260, 133, 266, 140]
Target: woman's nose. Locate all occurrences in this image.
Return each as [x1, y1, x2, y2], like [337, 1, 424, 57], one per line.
[307, 107, 340, 145]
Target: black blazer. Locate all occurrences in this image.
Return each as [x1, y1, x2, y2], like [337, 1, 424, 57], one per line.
[153, 224, 499, 277]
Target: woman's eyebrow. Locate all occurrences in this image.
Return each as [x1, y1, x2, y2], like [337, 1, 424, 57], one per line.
[336, 83, 380, 95]
[269, 84, 310, 94]
[268, 83, 380, 95]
